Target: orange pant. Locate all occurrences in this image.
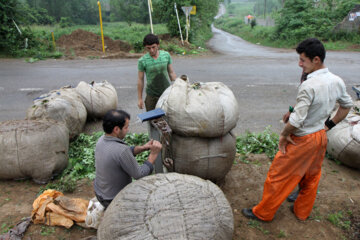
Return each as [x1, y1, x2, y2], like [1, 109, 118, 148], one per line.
[253, 130, 327, 221]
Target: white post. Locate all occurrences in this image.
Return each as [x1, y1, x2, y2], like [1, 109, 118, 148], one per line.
[174, 3, 184, 45]
[148, 0, 154, 34]
[181, 6, 193, 43]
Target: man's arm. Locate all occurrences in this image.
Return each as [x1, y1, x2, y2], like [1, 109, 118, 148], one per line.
[132, 140, 153, 155]
[137, 71, 145, 109]
[146, 140, 162, 165]
[120, 141, 161, 180]
[167, 64, 176, 81]
[325, 106, 351, 131]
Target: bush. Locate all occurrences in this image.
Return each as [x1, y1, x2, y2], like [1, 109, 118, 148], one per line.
[59, 17, 73, 28]
[132, 40, 143, 53]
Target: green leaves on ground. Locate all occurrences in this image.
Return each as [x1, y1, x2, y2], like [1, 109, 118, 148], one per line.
[236, 126, 279, 160]
[41, 132, 150, 193]
[124, 133, 150, 165]
[327, 211, 352, 230]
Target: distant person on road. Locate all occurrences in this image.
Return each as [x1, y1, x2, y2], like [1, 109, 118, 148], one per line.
[137, 33, 177, 111]
[242, 38, 353, 221]
[94, 109, 162, 209]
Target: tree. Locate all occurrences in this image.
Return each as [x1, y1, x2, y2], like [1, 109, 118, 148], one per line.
[26, 0, 99, 24]
[110, 0, 148, 24]
[153, 0, 220, 45]
[0, 0, 28, 54]
[274, 0, 358, 42]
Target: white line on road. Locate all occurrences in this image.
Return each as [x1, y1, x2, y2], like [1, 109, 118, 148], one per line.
[116, 86, 134, 89]
[19, 88, 44, 92]
[246, 83, 299, 87]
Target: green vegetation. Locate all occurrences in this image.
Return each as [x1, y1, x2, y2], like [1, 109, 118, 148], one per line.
[215, 0, 360, 50]
[40, 132, 149, 193]
[1, 223, 12, 234]
[236, 126, 279, 160]
[40, 226, 56, 236]
[277, 230, 287, 238]
[31, 22, 168, 50]
[327, 211, 352, 230]
[153, 0, 221, 47]
[248, 220, 270, 234]
[1, 0, 218, 58]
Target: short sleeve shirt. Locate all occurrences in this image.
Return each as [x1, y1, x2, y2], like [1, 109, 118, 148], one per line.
[138, 50, 172, 97]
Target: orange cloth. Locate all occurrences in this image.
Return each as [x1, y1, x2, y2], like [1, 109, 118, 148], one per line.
[253, 130, 327, 221]
[31, 189, 89, 228]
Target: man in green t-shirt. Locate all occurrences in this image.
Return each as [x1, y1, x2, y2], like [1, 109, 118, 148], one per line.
[137, 34, 176, 111]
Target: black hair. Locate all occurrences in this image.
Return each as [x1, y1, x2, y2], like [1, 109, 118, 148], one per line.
[296, 38, 326, 63]
[143, 33, 159, 46]
[102, 109, 130, 134]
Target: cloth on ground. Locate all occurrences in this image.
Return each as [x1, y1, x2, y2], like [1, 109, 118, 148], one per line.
[31, 189, 89, 228]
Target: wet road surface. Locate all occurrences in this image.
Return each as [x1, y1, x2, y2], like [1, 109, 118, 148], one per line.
[0, 27, 359, 135]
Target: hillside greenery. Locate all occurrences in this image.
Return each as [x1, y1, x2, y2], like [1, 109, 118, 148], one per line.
[1, 0, 220, 57]
[215, 0, 360, 50]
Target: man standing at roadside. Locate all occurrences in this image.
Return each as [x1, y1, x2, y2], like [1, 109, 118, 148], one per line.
[137, 33, 176, 111]
[242, 38, 353, 221]
[94, 109, 162, 209]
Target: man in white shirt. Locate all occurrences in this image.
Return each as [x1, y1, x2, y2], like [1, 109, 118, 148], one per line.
[242, 38, 353, 221]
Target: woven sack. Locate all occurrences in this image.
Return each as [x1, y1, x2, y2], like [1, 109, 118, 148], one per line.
[75, 80, 118, 118]
[98, 173, 234, 240]
[0, 119, 69, 184]
[171, 132, 236, 182]
[327, 101, 360, 169]
[156, 77, 239, 137]
[26, 86, 87, 139]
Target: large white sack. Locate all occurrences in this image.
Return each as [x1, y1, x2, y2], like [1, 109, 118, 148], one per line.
[327, 101, 360, 169]
[26, 86, 87, 139]
[75, 80, 118, 118]
[0, 119, 69, 184]
[171, 132, 236, 182]
[98, 173, 234, 240]
[156, 77, 239, 137]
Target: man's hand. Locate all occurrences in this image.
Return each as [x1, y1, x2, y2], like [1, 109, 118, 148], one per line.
[278, 134, 296, 154]
[138, 99, 144, 109]
[149, 140, 162, 154]
[282, 112, 291, 123]
[324, 125, 329, 131]
[142, 139, 153, 150]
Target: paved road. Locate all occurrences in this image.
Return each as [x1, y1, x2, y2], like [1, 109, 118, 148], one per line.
[0, 28, 359, 135]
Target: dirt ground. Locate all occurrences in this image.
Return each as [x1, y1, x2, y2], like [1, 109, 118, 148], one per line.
[55, 29, 201, 60]
[0, 153, 359, 240]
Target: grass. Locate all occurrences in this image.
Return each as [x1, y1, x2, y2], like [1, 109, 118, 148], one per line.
[31, 22, 169, 46]
[327, 211, 352, 230]
[248, 220, 270, 235]
[22, 21, 206, 58]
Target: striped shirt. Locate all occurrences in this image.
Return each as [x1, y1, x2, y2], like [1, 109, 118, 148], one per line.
[94, 135, 153, 201]
[289, 68, 353, 136]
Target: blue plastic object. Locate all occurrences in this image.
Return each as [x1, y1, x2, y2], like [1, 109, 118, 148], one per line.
[137, 108, 165, 122]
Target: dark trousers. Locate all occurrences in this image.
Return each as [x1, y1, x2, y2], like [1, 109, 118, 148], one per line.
[95, 192, 112, 210]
